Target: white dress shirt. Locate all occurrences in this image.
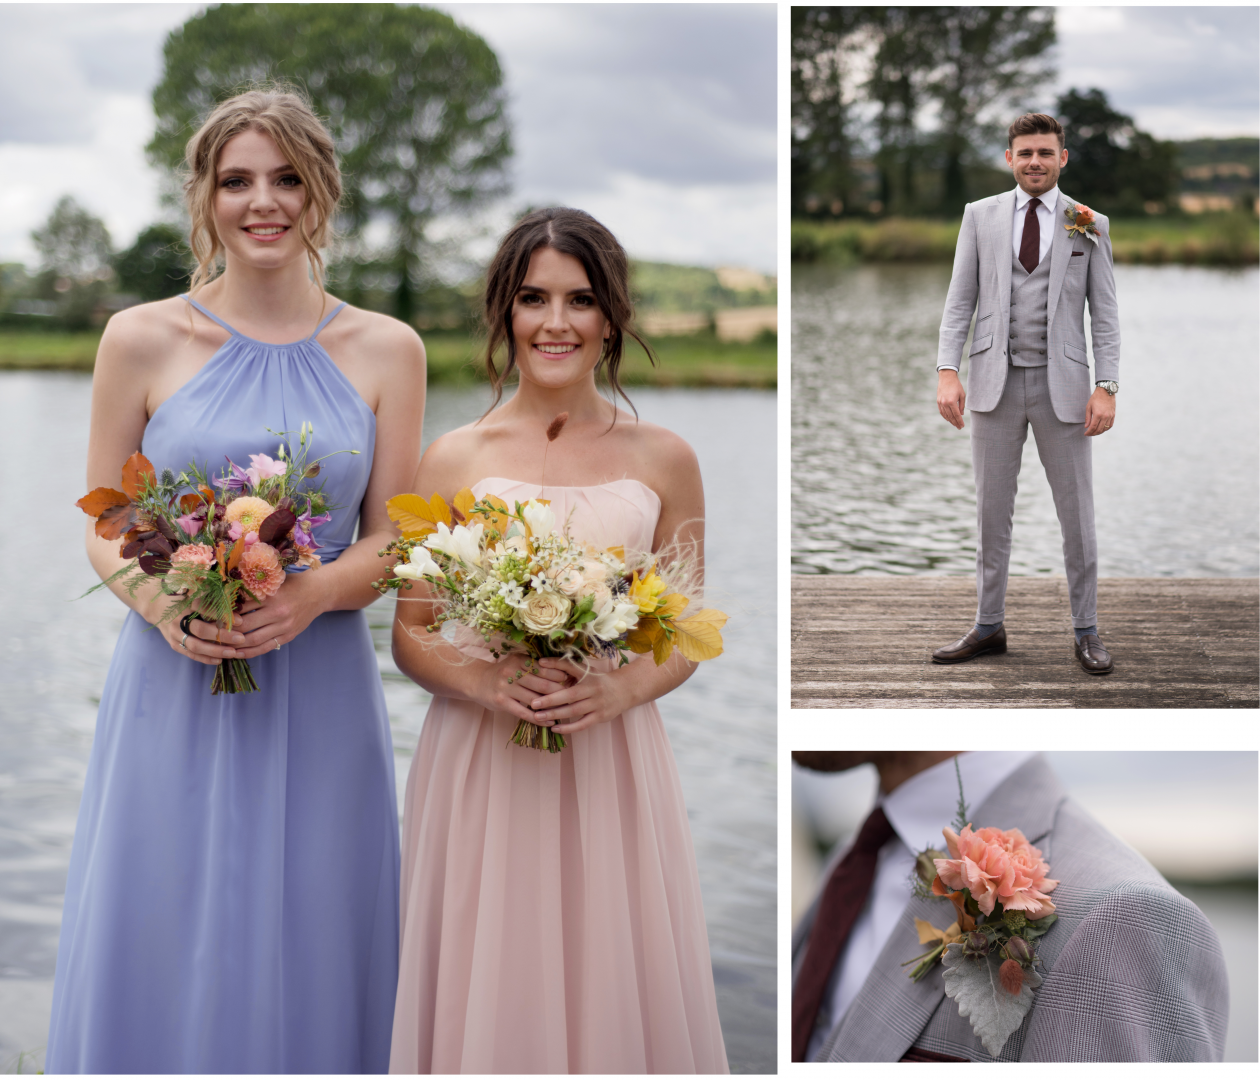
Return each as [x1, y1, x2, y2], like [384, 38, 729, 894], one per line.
[806, 750, 1038, 1061]
[1012, 184, 1059, 266]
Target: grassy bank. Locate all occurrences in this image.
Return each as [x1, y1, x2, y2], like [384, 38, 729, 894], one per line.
[792, 212, 1259, 267]
[0, 328, 777, 388]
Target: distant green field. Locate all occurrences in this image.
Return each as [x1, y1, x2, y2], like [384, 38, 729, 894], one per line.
[0, 328, 777, 388]
[792, 213, 1259, 267]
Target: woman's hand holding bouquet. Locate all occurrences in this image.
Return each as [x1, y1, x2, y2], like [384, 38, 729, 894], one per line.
[77, 423, 355, 694]
[375, 487, 728, 751]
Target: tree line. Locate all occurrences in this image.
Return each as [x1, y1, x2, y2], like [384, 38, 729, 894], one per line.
[792, 6, 1182, 220]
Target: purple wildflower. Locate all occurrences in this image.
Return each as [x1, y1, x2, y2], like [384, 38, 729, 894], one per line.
[292, 509, 331, 549]
[213, 458, 252, 491]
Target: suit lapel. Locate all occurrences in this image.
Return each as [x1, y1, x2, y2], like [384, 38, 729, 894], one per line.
[821, 755, 1067, 1062]
[993, 190, 1015, 311]
[1046, 193, 1073, 331]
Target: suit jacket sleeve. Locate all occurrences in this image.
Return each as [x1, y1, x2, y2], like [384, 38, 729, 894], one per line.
[1086, 212, 1121, 383]
[936, 201, 981, 371]
[1023, 883, 1229, 1061]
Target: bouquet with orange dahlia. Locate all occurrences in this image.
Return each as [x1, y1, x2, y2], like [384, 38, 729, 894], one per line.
[77, 423, 356, 694]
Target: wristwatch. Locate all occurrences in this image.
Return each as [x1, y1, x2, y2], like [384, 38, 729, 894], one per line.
[1096, 381, 1119, 396]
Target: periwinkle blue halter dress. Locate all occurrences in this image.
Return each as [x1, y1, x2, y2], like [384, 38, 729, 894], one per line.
[46, 297, 400, 1073]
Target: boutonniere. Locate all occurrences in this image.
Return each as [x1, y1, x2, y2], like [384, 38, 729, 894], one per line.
[901, 762, 1059, 1057]
[1064, 202, 1101, 246]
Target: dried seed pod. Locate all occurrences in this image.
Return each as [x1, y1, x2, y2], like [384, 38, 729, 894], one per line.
[999, 958, 1024, 995]
[962, 932, 990, 958]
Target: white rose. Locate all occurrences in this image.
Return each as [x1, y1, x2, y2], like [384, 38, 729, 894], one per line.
[555, 565, 585, 598]
[589, 598, 640, 641]
[516, 589, 572, 634]
[394, 547, 444, 580]
[424, 521, 484, 568]
[522, 499, 556, 538]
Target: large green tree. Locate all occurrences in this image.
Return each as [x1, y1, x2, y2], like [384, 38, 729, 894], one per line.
[114, 223, 192, 302]
[922, 7, 1056, 215]
[30, 196, 115, 330]
[148, 3, 511, 323]
[1056, 88, 1179, 216]
[791, 7, 870, 217]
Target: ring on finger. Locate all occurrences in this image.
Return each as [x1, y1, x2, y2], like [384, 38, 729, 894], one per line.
[274, 638, 282, 651]
[179, 632, 189, 650]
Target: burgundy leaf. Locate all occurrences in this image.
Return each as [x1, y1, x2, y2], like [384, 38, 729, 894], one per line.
[258, 507, 297, 546]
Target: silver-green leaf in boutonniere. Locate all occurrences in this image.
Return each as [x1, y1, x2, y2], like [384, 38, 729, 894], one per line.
[1064, 202, 1102, 245]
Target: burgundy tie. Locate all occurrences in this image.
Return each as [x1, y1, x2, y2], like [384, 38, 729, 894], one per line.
[792, 805, 895, 1061]
[1019, 197, 1042, 274]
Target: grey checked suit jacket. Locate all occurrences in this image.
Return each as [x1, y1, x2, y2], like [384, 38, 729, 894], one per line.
[792, 756, 1229, 1061]
[937, 190, 1121, 424]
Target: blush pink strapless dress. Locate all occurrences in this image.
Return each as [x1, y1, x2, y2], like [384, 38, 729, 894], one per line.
[388, 478, 729, 1074]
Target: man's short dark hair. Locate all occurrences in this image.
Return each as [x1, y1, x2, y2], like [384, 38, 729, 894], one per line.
[1008, 113, 1065, 150]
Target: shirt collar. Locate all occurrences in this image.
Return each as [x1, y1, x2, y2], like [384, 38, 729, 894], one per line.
[1015, 184, 1059, 214]
[879, 750, 1039, 855]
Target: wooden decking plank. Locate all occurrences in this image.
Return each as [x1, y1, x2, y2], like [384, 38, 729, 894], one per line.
[791, 576, 1259, 709]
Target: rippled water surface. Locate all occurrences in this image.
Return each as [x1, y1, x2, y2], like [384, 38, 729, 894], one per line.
[0, 378, 776, 1072]
[792, 263, 1259, 577]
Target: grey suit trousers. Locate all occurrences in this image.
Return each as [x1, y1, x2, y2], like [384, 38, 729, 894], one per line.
[971, 365, 1097, 628]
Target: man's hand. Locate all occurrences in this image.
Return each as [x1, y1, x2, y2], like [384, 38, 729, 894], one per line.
[1084, 386, 1116, 436]
[937, 369, 966, 429]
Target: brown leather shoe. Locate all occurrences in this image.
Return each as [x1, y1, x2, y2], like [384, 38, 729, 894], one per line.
[931, 625, 1006, 664]
[1075, 633, 1113, 674]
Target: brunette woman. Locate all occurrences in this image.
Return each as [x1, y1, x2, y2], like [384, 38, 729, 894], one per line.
[46, 88, 424, 1072]
[387, 208, 729, 1073]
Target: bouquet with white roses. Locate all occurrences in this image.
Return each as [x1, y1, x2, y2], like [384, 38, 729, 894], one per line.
[374, 487, 727, 752]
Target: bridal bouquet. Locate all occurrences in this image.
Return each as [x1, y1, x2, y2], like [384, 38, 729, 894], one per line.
[77, 423, 354, 694]
[374, 487, 727, 753]
[901, 762, 1059, 1057]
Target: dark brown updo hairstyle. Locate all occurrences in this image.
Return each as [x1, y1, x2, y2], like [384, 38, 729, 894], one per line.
[481, 207, 656, 414]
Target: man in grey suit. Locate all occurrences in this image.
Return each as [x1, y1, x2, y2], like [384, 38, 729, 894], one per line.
[933, 113, 1120, 674]
[791, 752, 1229, 1062]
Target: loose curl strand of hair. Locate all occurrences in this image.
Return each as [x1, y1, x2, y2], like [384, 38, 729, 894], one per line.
[183, 84, 342, 299]
[481, 207, 656, 418]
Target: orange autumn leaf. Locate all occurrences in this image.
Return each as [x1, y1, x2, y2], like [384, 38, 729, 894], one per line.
[226, 538, 244, 576]
[453, 487, 476, 520]
[77, 486, 130, 518]
[605, 545, 625, 561]
[179, 493, 204, 514]
[199, 485, 216, 502]
[96, 503, 139, 541]
[120, 452, 156, 501]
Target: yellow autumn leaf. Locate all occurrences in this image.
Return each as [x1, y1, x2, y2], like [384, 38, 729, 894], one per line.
[652, 627, 674, 666]
[386, 493, 438, 539]
[452, 487, 476, 520]
[606, 545, 625, 561]
[428, 492, 452, 527]
[625, 621, 662, 654]
[672, 609, 727, 662]
[469, 494, 511, 539]
[655, 592, 689, 620]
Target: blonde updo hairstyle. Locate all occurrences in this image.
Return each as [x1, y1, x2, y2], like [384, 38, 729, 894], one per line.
[184, 85, 342, 296]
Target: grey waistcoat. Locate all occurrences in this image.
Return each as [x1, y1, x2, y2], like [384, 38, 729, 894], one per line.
[1009, 247, 1051, 367]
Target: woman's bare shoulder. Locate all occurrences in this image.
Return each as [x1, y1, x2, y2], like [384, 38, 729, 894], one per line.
[325, 301, 425, 364]
[97, 297, 196, 371]
[621, 415, 700, 474]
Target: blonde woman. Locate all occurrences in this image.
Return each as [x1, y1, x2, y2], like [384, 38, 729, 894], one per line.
[46, 88, 425, 1072]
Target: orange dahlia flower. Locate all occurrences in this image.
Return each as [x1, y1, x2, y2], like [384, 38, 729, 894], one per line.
[239, 542, 285, 599]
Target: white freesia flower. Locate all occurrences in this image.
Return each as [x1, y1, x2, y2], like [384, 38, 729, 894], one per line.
[589, 598, 640, 641]
[522, 499, 556, 538]
[424, 521, 485, 567]
[394, 547, 444, 581]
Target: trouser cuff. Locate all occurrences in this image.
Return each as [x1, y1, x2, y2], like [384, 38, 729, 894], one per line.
[976, 612, 1005, 625]
[1072, 616, 1098, 629]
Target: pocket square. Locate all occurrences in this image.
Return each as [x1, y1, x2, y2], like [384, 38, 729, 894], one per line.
[1071, 251, 1085, 257]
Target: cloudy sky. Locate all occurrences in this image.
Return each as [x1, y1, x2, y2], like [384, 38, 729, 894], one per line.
[0, 2, 776, 271]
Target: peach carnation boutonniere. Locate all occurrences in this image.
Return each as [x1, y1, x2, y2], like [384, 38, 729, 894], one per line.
[1064, 201, 1102, 245]
[901, 760, 1059, 1058]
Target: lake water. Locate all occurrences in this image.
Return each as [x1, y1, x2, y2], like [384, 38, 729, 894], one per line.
[792, 264, 1260, 578]
[0, 377, 776, 1073]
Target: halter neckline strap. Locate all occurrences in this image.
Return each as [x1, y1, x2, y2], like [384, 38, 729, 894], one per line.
[180, 294, 347, 343]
